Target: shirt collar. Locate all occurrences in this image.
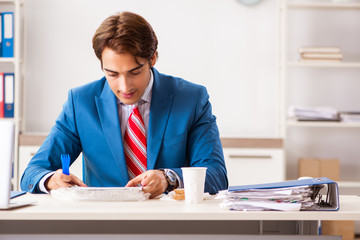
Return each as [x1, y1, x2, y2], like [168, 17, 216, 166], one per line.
[116, 69, 154, 106]
[141, 69, 153, 104]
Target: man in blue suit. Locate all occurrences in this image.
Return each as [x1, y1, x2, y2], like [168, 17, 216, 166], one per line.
[21, 12, 228, 198]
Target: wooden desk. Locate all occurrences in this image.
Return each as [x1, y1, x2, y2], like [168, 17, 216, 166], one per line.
[1, 194, 360, 235]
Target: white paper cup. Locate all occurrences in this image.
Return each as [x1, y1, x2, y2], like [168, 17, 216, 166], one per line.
[181, 167, 207, 203]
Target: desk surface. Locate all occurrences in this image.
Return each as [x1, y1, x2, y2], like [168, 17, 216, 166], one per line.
[2, 194, 360, 221]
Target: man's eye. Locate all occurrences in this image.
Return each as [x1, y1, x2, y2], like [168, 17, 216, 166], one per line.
[108, 73, 118, 77]
[130, 70, 141, 76]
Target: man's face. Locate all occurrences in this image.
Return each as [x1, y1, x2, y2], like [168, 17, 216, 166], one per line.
[102, 47, 155, 105]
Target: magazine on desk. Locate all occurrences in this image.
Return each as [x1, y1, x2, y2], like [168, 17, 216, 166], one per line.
[218, 177, 339, 212]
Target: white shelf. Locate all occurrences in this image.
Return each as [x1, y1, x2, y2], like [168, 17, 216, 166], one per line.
[287, 61, 360, 68]
[288, 2, 360, 9]
[0, 57, 15, 63]
[0, 118, 15, 122]
[287, 119, 360, 128]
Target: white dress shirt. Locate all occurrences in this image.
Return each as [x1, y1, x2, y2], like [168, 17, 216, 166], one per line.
[39, 70, 182, 193]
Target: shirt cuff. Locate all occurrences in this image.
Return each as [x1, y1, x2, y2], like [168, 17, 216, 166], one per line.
[39, 171, 56, 193]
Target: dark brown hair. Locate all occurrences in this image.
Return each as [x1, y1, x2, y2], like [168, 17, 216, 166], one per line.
[92, 11, 158, 65]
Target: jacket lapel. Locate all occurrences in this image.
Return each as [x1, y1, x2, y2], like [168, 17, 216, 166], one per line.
[95, 80, 129, 184]
[147, 68, 174, 170]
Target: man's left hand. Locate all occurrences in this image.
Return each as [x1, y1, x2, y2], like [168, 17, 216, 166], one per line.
[125, 170, 167, 198]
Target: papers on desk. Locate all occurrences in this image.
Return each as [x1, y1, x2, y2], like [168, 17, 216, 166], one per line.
[218, 186, 312, 211]
[51, 186, 150, 201]
[218, 177, 339, 211]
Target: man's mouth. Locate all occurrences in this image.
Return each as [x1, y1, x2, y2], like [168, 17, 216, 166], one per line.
[121, 91, 135, 99]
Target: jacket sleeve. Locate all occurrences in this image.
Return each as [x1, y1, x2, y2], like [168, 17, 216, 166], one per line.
[20, 90, 82, 193]
[172, 86, 228, 194]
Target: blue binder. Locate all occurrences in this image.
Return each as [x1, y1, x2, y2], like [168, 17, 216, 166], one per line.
[229, 177, 340, 211]
[1, 12, 14, 58]
[4, 73, 14, 118]
[0, 13, 3, 56]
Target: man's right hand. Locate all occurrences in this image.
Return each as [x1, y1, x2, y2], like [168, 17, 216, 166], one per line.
[45, 169, 87, 191]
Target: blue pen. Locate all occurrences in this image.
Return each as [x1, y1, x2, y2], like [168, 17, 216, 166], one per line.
[61, 154, 70, 175]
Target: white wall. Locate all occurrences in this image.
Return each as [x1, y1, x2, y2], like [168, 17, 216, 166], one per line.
[24, 0, 279, 138]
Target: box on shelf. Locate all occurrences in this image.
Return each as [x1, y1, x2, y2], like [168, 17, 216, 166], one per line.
[322, 221, 354, 240]
[298, 158, 340, 181]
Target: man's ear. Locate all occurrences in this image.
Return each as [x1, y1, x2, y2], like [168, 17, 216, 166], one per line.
[150, 52, 157, 67]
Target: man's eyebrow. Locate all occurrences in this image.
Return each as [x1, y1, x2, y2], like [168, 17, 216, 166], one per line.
[103, 64, 144, 74]
[128, 64, 144, 72]
[104, 68, 118, 74]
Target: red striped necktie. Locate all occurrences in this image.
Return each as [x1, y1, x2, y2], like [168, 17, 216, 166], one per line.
[124, 105, 147, 179]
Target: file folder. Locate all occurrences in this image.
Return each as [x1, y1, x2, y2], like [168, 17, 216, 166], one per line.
[0, 72, 4, 118]
[228, 177, 339, 211]
[1, 12, 14, 58]
[4, 73, 14, 118]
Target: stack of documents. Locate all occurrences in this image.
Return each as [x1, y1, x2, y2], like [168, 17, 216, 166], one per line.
[298, 46, 343, 62]
[288, 105, 339, 121]
[339, 112, 360, 123]
[218, 178, 339, 211]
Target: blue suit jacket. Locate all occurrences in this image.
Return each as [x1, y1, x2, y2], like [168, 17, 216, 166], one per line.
[21, 68, 228, 194]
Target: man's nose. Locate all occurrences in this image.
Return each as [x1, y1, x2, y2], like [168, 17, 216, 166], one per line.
[118, 75, 131, 93]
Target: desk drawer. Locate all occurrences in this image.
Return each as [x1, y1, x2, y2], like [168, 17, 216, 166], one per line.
[223, 148, 285, 186]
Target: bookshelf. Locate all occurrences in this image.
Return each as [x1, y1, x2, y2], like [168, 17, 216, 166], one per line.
[279, 0, 360, 185]
[0, 0, 24, 190]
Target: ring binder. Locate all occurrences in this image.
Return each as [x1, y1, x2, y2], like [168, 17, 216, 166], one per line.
[1, 12, 14, 58]
[227, 177, 339, 211]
